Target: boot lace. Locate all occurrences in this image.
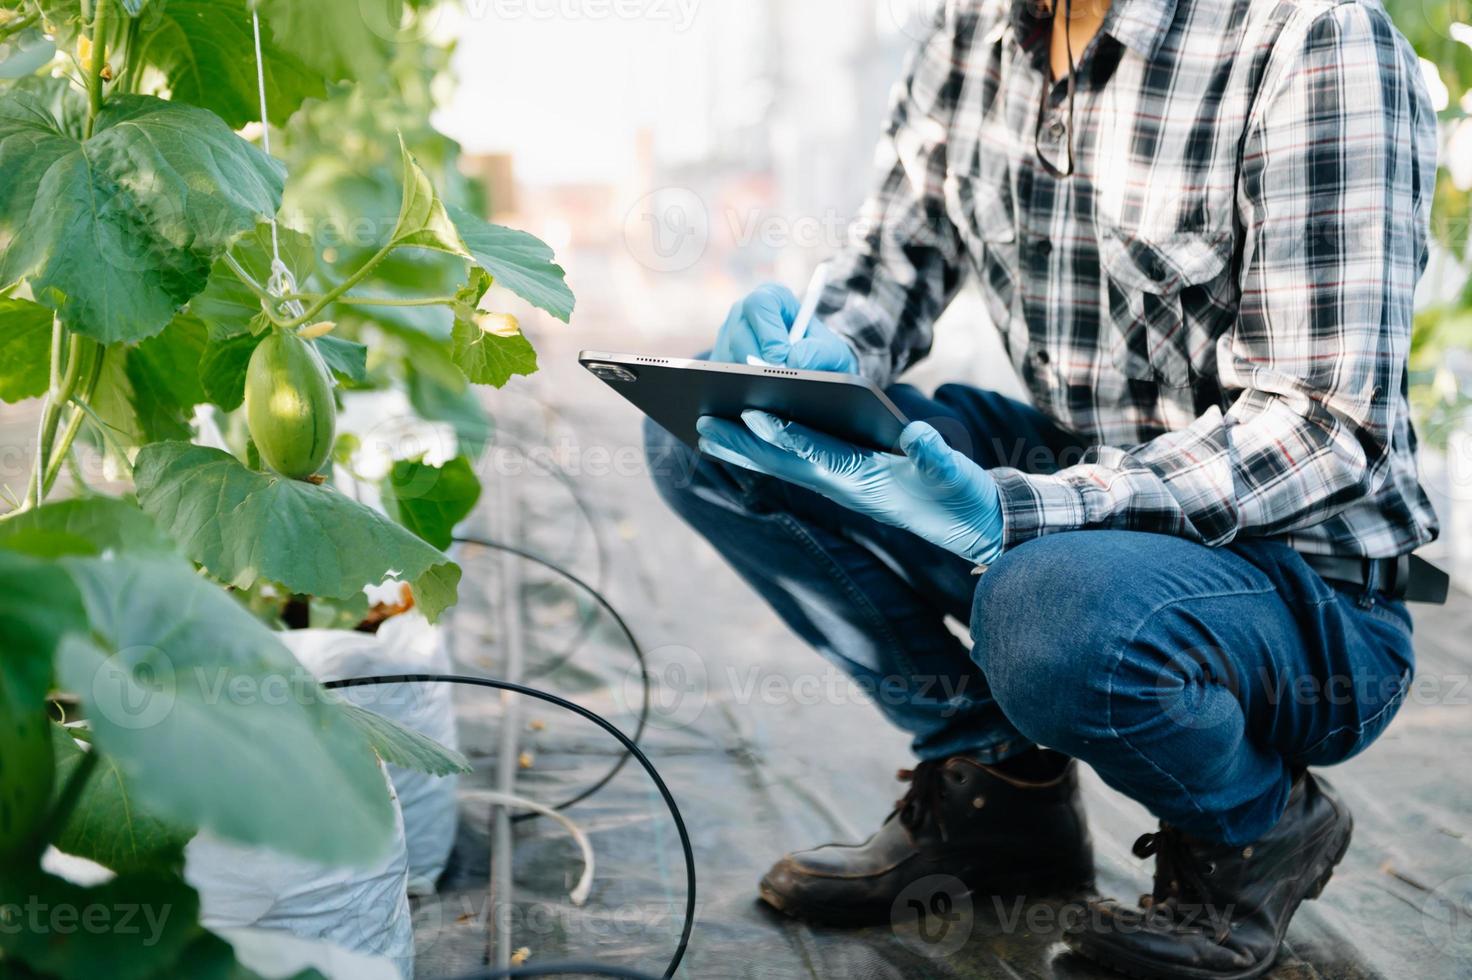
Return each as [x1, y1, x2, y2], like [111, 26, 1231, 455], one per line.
[893, 760, 950, 837]
[1132, 826, 1229, 941]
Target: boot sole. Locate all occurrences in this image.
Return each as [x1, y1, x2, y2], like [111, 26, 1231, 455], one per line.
[758, 864, 1096, 928]
[1064, 813, 1354, 980]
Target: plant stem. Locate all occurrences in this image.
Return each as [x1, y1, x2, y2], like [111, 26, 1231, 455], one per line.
[21, 327, 85, 511]
[285, 242, 397, 328]
[222, 253, 296, 327]
[41, 342, 103, 497]
[321, 294, 460, 308]
[83, 0, 110, 139]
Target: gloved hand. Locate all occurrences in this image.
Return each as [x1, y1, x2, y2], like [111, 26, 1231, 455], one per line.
[696, 410, 1005, 565]
[711, 283, 859, 373]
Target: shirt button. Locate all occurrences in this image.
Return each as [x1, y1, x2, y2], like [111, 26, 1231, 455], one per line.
[1032, 236, 1053, 256]
[1033, 348, 1051, 366]
[1046, 117, 1066, 140]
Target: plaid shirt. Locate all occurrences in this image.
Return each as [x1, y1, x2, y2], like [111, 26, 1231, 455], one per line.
[821, 0, 1440, 559]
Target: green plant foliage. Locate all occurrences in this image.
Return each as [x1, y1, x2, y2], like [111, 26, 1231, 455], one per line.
[49, 724, 194, 874]
[133, 441, 461, 621]
[333, 699, 473, 777]
[189, 223, 316, 341]
[0, 296, 52, 403]
[0, 866, 202, 980]
[451, 204, 576, 323]
[0, 496, 173, 557]
[125, 315, 208, 442]
[0, 2, 568, 968]
[1384, 0, 1472, 440]
[0, 553, 80, 860]
[389, 141, 576, 323]
[121, 0, 325, 128]
[315, 334, 370, 384]
[0, 94, 284, 343]
[54, 555, 399, 864]
[450, 270, 540, 387]
[383, 455, 482, 550]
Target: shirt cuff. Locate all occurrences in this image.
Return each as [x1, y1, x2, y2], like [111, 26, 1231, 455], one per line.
[989, 467, 1091, 550]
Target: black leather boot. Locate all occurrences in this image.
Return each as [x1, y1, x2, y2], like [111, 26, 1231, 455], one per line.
[758, 749, 1093, 926]
[1063, 771, 1353, 980]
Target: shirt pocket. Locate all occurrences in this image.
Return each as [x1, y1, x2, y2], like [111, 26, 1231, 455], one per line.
[1099, 228, 1233, 389]
[946, 171, 1020, 333]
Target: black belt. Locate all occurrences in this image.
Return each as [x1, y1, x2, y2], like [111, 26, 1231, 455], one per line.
[1298, 552, 1450, 605]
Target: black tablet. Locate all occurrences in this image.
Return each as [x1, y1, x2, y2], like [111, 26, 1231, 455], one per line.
[579, 350, 911, 452]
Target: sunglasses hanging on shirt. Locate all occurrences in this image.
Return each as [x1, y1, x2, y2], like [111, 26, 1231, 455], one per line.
[1034, 0, 1077, 178]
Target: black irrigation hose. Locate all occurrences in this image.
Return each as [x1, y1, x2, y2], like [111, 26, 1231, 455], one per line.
[496, 455, 610, 684]
[322, 674, 694, 980]
[451, 535, 650, 823]
[446, 965, 662, 980]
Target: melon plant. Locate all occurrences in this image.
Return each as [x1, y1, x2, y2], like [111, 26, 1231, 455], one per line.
[0, 1, 572, 975]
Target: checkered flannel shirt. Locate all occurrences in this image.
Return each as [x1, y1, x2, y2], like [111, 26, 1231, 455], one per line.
[820, 0, 1440, 559]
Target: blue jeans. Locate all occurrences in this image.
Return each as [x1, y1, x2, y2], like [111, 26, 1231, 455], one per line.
[643, 382, 1417, 846]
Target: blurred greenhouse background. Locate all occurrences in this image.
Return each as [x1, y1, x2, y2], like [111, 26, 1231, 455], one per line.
[2, 0, 1467, 576]
[425, 0, 1472, 583]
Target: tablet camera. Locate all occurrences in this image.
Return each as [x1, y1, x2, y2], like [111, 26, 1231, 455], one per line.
[588, 363, 639, 383]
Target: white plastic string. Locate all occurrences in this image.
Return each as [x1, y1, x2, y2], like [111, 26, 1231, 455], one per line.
[249, 8, 304, 319]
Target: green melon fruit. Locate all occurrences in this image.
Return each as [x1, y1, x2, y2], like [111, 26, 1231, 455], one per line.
[245, 329, 337, 480]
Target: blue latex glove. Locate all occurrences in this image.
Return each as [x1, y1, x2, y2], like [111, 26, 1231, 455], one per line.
[711, 283, 859, 373]
[696, 410, 1005, 565]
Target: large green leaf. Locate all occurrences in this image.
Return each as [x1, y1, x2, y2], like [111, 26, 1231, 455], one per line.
[0, 549, 87, 700]
[333, 700, 471, 777]
[126, 314, 207, 442]
[53, 555, 398, 864]
[0, 296, 52, 403]
[382, 455, 482, 550]
[0, 496, 174, 558]
[50, 724, 194, 874]
[128, 0, 325, 128]
[449, 204, 575, 323]
[0, 93, 284, 344]
[0, 866, 203, 980]
[198, 331, 261, 411]
[133, 442, 460, 622]
[255, 0, 403, 89]
[390, 142, 573, 322]
[0, 550, 79, 859]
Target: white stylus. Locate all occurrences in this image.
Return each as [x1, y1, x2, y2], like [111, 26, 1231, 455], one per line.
[746, 262, 831, 366]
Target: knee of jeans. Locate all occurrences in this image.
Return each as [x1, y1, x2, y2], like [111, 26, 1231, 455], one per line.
[642, 416, 702, 508]
[969, 535, 1131, 746]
